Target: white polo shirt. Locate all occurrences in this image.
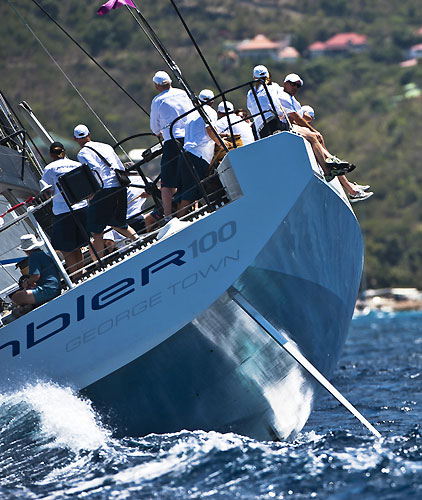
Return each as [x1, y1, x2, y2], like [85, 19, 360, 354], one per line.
[126, 175, 150, 219]
[183, 105, 218, 164]
[215, 114, 254, 146]
[150, 87, 192, 142]
[278, 89, 303, 122]
[41, 158, 88, 215]
[77, 141, 123, 189]
[246, 82, 283, 133]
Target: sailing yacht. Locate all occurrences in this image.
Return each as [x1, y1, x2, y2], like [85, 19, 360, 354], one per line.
[0, 2, 372, 440]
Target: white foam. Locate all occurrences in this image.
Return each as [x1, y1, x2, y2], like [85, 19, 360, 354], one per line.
[22, 382, 110, 452]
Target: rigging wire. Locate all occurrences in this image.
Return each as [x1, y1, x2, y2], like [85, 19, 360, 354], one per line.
[29, 0, 150, 118]
[124, 3, 197, 102]
[167, 0, 235, 139]
[7, 0, 130, 159]
[125, 2, 228, 152]
[168, 0, 222, 94]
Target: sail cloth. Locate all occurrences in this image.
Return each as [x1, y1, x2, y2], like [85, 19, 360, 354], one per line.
[97, 0, 135, 15]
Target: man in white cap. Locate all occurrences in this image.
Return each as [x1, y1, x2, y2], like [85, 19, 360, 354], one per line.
[150, 71, 192, 220]
[177, 89, 227, 216]
[74, 124, 138, 260]
[246, 65, 286, 139]
[41, 141, 89, 280]
[11, 234, 61, 308]
[215, 101, 254, 147]
[279, 74, 355, 180]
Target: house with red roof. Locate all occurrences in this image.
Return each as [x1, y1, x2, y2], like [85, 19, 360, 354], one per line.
[236, 34, 286, 61]
[308, 33, 368, 58]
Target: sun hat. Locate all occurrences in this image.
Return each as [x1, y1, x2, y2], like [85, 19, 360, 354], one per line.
[301, 105, 315, 118]
[18, 234, 44, 252]
[73, 124, 90, 139]
[284, 73, 304, 86]
[253, 65, 269, 79]
[217, 101, 235, 113]
[153, 71, 172, 85]
[198, 89, 215, 102]
[49, 141, 65, 154]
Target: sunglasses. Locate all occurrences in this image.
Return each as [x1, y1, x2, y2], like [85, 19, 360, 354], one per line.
[288, 81, 301, 88]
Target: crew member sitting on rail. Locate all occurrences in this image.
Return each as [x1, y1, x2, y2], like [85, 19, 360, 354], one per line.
[41, 141, 89, 280]
[215, 101, 254, 147]
[301, 105, 373, 202]
[177, 89, 228, 217]
[11, 234, 61, 309]
[208, 100, 255, 172]
[278, 73, 355, 182]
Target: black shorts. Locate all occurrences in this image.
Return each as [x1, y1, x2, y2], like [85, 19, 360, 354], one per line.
[161, 138, 184, 188]
[87, 187, 128, 234]
[51, 208, 89, 252]
[178, 151, 209, 203]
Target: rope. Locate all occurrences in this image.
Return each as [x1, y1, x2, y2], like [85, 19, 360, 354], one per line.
[29, 0, 150, 117]
[7, 0, 130, 159]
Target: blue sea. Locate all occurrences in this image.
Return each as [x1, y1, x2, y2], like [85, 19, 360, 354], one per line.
[1, 311, 420, 499]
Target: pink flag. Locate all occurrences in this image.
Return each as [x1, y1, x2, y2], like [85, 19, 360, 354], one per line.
[97, 0, 135, 16]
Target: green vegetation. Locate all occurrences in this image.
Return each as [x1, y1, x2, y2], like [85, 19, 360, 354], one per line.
[1, 0, 421, 289]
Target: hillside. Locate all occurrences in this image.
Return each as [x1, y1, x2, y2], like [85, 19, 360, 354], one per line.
[1, 0, 421, 289]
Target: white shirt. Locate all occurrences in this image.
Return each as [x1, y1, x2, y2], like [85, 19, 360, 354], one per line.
[215, 114, 255, 146]
[41, 158, 88, 215]
[246, 82, 284, 133]
[183, 105, 218, 164]
[150, 87, 192, 142]
[77, 141, 123, 189]
[278, 89, 303, 122]
[126, 175, 150, 219]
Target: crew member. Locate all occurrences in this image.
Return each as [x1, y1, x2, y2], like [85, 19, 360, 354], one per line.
[177, 89, 227, 216]
[150, 71, 192, 220]
[74, 124, 137, 259]
[41, 141, 89, 279]
[12, 234, 61, 307]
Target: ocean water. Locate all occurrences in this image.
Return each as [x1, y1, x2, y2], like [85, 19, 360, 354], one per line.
[0, 311, 420, 499]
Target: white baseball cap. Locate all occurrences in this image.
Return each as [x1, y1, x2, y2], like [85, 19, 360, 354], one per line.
[301, 105, 315, 118]
[18, 234, 44, 251]
[253, 65, 269, 79]
[153, 71, 172, 85]
[217, 101, 235, 113]
[198, 89, 214, 102]
[284, 73, 304, 86]
[73, 124, 90, 138]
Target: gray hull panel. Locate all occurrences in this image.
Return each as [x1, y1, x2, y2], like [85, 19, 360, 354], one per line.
[83, 179, 362, 440]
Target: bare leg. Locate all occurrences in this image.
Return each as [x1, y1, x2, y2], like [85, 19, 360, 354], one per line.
[162, 187, 176, 218]
[178, 200, 191, 218]
[12, 289, 36, 306]
[292, 125, 331, 172]
[144, 213, 161, 232]
[62, 249, 84, 280]
[91, 232, 106, 260]
[338, 175, 358, 196]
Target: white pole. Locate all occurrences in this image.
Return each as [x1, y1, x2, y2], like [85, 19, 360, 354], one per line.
[231, 291, 381, 438]
[27, 207, 74, 290]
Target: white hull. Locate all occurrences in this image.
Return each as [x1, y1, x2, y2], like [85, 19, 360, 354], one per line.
[0, 132, 362, 440]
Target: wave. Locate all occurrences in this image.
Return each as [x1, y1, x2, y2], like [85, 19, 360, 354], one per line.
[0, 383, 421, 499]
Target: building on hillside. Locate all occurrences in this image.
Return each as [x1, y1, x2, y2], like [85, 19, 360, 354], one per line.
[308, 33, 368, 58]
[235, 34, 299, 62]
[278, 46, 300, 63]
